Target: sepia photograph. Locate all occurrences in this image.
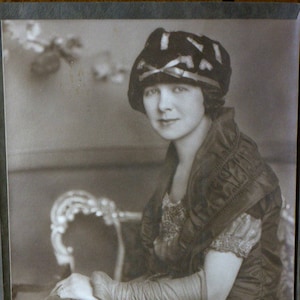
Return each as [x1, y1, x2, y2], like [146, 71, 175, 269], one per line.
[1, 16, 299, 300]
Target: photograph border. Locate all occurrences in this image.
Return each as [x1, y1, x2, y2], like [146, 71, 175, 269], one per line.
[0, 2, 299, 300]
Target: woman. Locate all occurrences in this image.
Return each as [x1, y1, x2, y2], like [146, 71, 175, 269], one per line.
[49, 28, 282, 300]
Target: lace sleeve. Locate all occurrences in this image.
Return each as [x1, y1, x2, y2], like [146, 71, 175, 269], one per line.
[208, 213, 262, 258]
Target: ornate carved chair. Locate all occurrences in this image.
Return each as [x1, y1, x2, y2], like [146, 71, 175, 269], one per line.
[12, 190, 142, 299]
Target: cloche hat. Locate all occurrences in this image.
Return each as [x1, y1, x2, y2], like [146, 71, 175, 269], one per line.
[128, 28, 231, 113]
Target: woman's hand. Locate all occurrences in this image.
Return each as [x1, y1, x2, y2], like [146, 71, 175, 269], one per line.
[91, 271, 116, 300]
[153, 236, 184, 262]
[49, 273, 97, 300]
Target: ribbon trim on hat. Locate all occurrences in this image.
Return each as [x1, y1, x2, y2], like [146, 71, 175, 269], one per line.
[138, 56, 221, 89]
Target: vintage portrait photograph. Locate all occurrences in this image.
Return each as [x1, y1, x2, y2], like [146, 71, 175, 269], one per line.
[1, 17, 299, 299]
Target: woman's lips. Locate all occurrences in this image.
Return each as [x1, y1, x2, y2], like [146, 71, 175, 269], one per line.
[159, 118, 179, 126]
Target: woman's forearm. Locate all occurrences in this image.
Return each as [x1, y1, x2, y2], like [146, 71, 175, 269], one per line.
[91, 270, 206, 300]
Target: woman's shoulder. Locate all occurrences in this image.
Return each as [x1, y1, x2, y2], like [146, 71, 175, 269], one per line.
[186, 123, 280, 233]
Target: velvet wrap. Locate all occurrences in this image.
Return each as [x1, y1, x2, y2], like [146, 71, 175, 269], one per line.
[140, 107, 282, 299]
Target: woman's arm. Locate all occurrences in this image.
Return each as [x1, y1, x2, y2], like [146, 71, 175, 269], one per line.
[90, 249, 242, 300]
[204, 250, 242, 300]
[48, 250, 241, 300]
[92, 268, 207, 300]
[203, 213, 262, 300]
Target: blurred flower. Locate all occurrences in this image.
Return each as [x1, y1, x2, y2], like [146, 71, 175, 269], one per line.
[3, 20, 45, 53]
[26, 21, 41, 41]
[3, 20, 83, 76]
[3, 20, 15, 39]
[92, 52, 129, 84]
[30, 35, 83, 76]
[92, 62, 112, 81]
[110, 73, 125, 84]
[54, 35, 83, 65]
[31, 49, 61, 76]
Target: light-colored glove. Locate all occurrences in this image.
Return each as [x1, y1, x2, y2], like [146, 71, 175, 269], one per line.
[91, 269, 207, 300]
[47, 273, 97, 300]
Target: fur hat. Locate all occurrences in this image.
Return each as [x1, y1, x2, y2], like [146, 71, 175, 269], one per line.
[128, 28, 231, 113]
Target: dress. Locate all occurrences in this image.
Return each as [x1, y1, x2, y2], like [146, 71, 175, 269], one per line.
[140, 107, 282, 299]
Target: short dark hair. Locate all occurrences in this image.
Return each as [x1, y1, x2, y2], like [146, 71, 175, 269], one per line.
[200, 82, 225, 119]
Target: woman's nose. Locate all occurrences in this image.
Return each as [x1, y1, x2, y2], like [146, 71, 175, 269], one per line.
[158, 91, 172, 112]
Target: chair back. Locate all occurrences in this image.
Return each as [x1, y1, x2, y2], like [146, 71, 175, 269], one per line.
[50, 190, 142, 281]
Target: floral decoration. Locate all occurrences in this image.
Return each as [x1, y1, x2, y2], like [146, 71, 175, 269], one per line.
[92, 51, 129, 84]
[3, 20, 83, 76]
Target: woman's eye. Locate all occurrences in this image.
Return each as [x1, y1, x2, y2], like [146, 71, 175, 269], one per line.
[144, 88, 159, 97]
[173, 86, 188, 93]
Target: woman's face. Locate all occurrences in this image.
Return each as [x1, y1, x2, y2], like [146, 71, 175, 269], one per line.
[143, 83, 206, 142]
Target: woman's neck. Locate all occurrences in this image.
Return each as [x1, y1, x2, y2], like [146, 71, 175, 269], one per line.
[169, 115, 212, 203]
[174, 115, 212, 166]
